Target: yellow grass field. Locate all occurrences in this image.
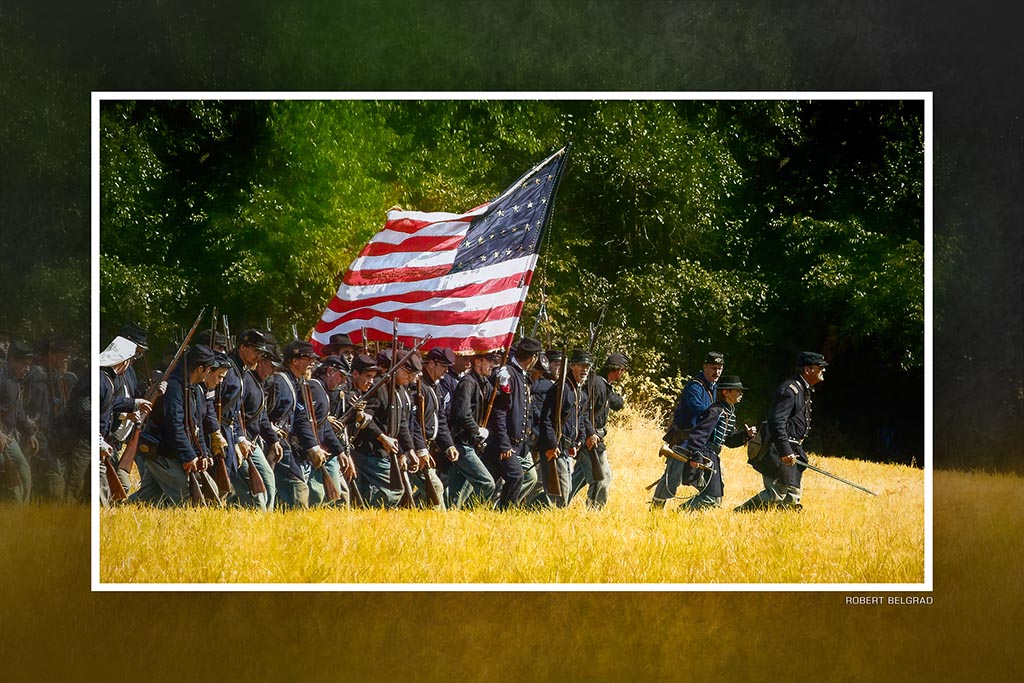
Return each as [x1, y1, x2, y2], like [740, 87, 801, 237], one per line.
[99, 406, 925, 584]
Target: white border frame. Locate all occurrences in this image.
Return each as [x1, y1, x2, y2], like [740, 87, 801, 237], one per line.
[92, 91, 933, 592]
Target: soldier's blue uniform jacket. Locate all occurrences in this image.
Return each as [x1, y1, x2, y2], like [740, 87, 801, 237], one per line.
[265, 371, 318, 475]
[450, 371, 492, 445]
[20, 365, 51, 428]
[686, 399, 748, 498]
[410, 375, 455, 452]
[438, 368, 461, 420]
[99, 367, 135, 440]
[307, 377, 345, 458]
[486, 358, 531, 454]
[226, 351, 279, 449]
[671, 372, 716, 432]
[352, 381, 414, 457]
[530, 376, 554, 445]
[586, 374, 624, 453]
[538, 376, 595, 454]
[663, 372, 716, 446]
[768, 374, 814, 464]
[152, 365, 208, 464]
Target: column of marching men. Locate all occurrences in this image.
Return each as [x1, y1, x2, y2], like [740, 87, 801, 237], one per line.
[86, 322, 632, 511]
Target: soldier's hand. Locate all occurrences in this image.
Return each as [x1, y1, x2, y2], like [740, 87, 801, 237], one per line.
[339, 454, 355, 479]
[446, 446, 459, 462]
[158, 381, 168, 395]
[98, 436, 112, 457]
[377, 434, 400, 454]
[545, 448, 559, 461]
[182, 458, 200, 474]
[26, 434, 40, 455]
[327, 416, 344, 431]
[210, 431, 228, 457]
[0, 431, 10, 452]
[585, 434, 600, 450]
[399, 450, 415, 473]
[500, 448, 513, 461]
[269, 441, 284, 465]
[746, 424, 757, 439]
[135, 398, 153, 415]
[780, 454, 796, 466]
[417, 448, 434, 470]
[309, 447, 327, 469]
[237, 438, 253, 459]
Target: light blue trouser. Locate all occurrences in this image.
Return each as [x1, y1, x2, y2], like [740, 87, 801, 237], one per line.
[568, 447, 611, 508]
[412, 467, 445, 510]
[231, 445, 272, 510]
[536, 452, 573, 508]
[130, 456, 190, 506]
[308, 457, 348, 507]
[353, 450, 403, 508]
[446, 443, 495, 509]
[736, 473, 802, 510]
[30, 431, 66, 501]
[66, 437, 90, 503]
[678, 492, 722, 510]
[2, 439, 32, 504]
[274, 442, 311, 509]
[651, 455, 692, 506]
[517, 449, 539, 505]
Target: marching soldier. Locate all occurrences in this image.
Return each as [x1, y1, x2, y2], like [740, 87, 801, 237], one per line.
[735, 352, 829, 511]
[484, 337, 543, 510]
[350, 348, 419, 508]
[677, 375, 756, 510]
[538, 349, 598, 508]
[568, 352, 628, 508]
[226, 329, 280, 510]
[521, 352, 553, 506]
[447, 351, 500, 508]
[410, 347, 460, 509]
[651, 351, 724, 509]
[97, 335, 150, 504]
[265, 341, 325, 509]
[322, 333, 357, 372]
[130, 345, 216, 506]
[1, 343, 40, 503]
[308, 355, 354, 506]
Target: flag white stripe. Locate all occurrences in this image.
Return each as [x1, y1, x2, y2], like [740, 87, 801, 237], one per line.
[348, 249, 456, 273]
[368, 220, 473, 245]
[316, 286, 527, 324]
[335, 255, 536, 300]
[311, 313, 523, 345]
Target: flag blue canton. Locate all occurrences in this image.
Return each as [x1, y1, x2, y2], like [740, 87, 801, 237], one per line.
[451, 152, 567, 276]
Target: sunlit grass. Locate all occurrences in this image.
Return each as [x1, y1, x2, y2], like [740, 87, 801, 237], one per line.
[100, 405, 926, 584]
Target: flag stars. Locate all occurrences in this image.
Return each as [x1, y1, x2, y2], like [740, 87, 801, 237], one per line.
[513, 205, 520, 213]
[527, 201, 534, 208]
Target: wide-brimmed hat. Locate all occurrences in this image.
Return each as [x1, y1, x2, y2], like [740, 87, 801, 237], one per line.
[717, 375, 748, 390]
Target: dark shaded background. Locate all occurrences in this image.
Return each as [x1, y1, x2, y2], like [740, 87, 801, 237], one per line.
[1, 0, 1021, 679]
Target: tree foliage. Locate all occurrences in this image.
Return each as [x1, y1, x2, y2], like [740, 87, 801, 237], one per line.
[100, 99, 923, 463]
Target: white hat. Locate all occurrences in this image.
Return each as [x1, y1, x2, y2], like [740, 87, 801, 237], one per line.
[98, 336, 138, 367]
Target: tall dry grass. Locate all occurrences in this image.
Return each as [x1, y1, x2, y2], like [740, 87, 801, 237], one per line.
[100, 405, 925, 584]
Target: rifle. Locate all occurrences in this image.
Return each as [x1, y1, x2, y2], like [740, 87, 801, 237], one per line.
[530, 289, 548, 338]
[101, 451, 128, 502]
[222, 314, 233, 353]
[208, 311, 232, 498]
[303, 379, 340, 504]
[235, 444, 268, 497]
[118, 307, 207, 476]
[477, 344, 510, 452]
[584, 304, 609, 483]
[188, 471, 204, 506]
[387, 319, 416, 508]
[291, 324, 299, 341]
[360, 326, 368, 354]
[645, 444, 715, 491]
[796, 459, 878, 496]
[417, 377, 442, 508]
[544, 345, 568, 497]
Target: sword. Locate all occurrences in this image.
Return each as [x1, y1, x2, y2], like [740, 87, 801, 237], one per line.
[797, 459, 877, 496]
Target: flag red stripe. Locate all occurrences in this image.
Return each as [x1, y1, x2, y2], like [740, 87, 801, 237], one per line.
[358, 233, 466, 258]
[323, 301, 524, 328]
[342, 265, 455, 286]
[325, 271, 532, 314]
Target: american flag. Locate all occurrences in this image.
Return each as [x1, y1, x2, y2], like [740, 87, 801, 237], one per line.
[310, 146, 569, 355]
